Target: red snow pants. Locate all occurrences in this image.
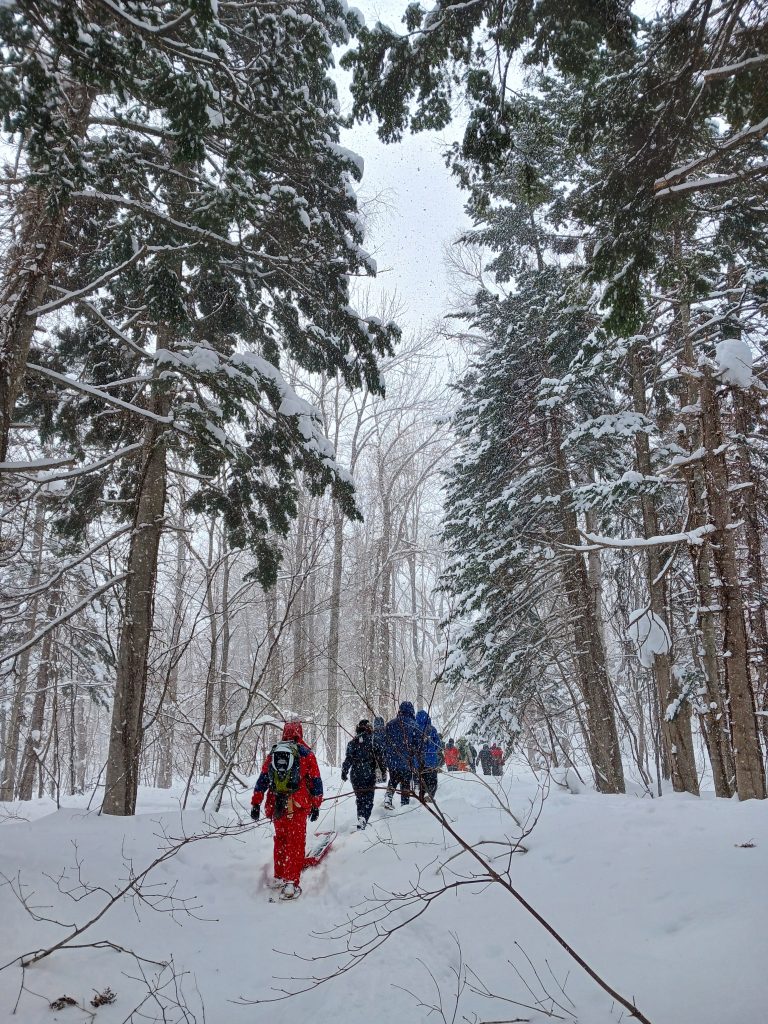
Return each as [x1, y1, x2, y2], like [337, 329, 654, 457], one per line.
[273, 810, 308, 885]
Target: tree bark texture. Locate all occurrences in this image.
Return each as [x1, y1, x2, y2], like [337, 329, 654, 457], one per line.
[629, 346, 699, 794]
[325, 509, 344, 766]
[700, 368, 765, 800]
[0, 500, 46, 799]
[550, 416, 625, 794]
[0, 86, 94, 461]
[16, 588, 59, 800]
[102, 397, 170, 816]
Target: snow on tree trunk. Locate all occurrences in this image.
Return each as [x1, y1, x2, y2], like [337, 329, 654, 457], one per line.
[16, 587, 59, 801]
[700, 368, 765, 800]
[629, 345, 699, 795]
[551, 417, 625, 794]
[679, 304, 735, 798]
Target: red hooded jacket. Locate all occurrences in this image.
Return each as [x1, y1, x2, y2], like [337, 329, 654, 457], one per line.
[443, 743, 459, 768]
[251, 721, 323, 819]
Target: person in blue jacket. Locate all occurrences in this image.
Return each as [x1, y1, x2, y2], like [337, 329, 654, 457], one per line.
[382, 701, 422, 810]
[341, 719, 386, 829]
[415, 709, 442, 801]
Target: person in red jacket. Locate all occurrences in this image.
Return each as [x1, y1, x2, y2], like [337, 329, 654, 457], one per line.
[490, 743, 504, 776]
[250, 721, 323, 900]
[443, 738, 460, 771]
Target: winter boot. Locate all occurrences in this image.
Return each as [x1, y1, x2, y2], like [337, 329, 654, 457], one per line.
[279, 882, 301, 901]
[382, 796, 393, 810]
[357, 815, 367, 830]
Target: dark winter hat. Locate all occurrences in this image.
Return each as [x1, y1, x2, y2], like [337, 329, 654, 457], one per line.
[373, 716, 385, 729]
[448, 738, 454, 746]
[399, 701, 415, 718]
[356, 719, 372, 734]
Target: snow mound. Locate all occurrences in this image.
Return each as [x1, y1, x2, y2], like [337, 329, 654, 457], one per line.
[627, 606, 671, 667]
[1, 767, 766, 1024]
[715, 338, 753, 388]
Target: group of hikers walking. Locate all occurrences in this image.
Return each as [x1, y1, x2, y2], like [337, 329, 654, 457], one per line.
[250, 703, 506, 900]
[341, 702, 441, 827]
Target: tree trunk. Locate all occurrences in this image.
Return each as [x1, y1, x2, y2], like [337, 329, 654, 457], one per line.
[217, 532, 231, 764]
[157, 522, 185, 789]
[0, 86, 94, 461]
[550, 416, 625, 794]
[264, 585, 282, 704]
[379, 487, 393, 710]
[0, 499, 46, 799]
[409, 544, 424, 709]
[629, 346, 699, 794]
[290, 493, 306, 716]
[200, 519, 219, 779]
[75, 695, 87, 793]
[102, 395, 170, 816]
[732, 392, 768, 752]
[678, 300, 735, 797]
[16, 587, 59, 800]
[325, 509, 344, 766]
[699, 368, 765, 799]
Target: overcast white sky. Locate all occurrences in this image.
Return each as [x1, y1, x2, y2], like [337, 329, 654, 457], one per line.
[335, 1, 661, 334]
[337, 1, 471, 334]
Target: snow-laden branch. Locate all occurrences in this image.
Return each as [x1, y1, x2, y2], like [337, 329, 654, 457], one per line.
[70, 191, 278, 270]
[700, 55, 767, 82]
[27, 244, 194, 317]
[655, 162, 768, 196]
[1, 525, 132, 608]
[0, 456, 73, 473]
[0, 574, 128, 665]
[26, 363, 173, 425]
[0, 443, 141, 485]
[654, 114, 768, 195]
[565, 524, 716, 552]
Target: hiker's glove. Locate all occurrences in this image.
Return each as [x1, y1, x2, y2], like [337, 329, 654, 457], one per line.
[309, 807, 319, 822]
[341, 773, 348, 783]
[250, 804, 260, 821]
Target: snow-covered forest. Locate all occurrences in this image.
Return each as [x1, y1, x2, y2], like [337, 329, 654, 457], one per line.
[1, 1, 766, 1022]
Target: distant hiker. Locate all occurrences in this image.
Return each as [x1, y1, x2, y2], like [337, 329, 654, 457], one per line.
[341, 719, 386, 829]
[458, 736, 477, 771]
[251, 720, 323, 900]
[490, 743, 504, 776]
[443, 739, 460, 771]
[479, 743, 493, 775]
[382, 701, 422, 809]
[372, 715, 388, 783]
[415, 709, 442, 801]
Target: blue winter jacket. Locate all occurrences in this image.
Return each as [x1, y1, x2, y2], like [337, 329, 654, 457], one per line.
[415, 710, 442, 769]
[383, 702, 422, 776]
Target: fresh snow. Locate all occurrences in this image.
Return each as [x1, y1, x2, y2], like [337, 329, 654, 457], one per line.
[627, 607, 672, 667]
[2, 767, 766, 1023]
[715, 338, 754, 388]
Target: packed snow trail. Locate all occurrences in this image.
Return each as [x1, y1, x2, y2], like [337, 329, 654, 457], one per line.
[1, 766, 767, 1023]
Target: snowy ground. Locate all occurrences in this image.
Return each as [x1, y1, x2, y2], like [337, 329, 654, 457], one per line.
[1, 763, 766, 1024]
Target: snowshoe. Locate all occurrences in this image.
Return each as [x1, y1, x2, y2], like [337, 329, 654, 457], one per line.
[279, 882, 301, 901]
[357, 816, 367, 830]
